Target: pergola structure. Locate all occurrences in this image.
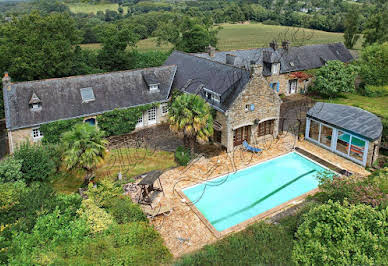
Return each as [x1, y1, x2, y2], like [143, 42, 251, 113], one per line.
[305, 102, 382, 167]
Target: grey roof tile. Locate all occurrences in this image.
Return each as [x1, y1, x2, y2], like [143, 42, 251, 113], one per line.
[4, 65, 177, 130]
[307, 102, 383, 141]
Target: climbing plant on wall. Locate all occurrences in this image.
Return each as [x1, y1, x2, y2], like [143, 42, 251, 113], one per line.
[97, 104, 157, 137]
[40, 118, 83, 144]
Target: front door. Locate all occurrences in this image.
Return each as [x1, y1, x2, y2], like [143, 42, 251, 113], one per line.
[289, 79, 297, 94]
[233, 126, 250, 146]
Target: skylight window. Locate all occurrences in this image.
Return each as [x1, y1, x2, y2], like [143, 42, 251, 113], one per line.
[80, 87, 95, 103]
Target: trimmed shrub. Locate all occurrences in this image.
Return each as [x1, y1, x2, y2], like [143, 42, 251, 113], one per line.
[0, 157, 23, 183]
[106, 196, 147, 224]
[13, 142, 56, 183]
[175, 146, 191, 166]
[292, 201, 387, 265]
[77, 199, 115, 234]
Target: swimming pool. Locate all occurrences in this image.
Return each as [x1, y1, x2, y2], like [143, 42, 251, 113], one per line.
[183, 152, 333, 232]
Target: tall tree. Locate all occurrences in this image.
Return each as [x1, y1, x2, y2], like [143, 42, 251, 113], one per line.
[0, 11, 81, 81]
[61, 123, 108, 184]
[96, 24, 138, 71]
[343, 9, 361, 49]
[168, 94, 213, 153]
[362, 2, 388, 47]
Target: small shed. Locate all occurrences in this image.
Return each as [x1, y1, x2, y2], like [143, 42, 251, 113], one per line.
[305, 102, 383, 167]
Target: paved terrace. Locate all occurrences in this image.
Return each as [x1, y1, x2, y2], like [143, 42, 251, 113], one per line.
[131, 135, 369, 258]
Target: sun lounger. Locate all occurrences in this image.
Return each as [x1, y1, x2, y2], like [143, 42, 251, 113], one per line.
[142, 204, 172, 218]
[243, 140, 262, 153]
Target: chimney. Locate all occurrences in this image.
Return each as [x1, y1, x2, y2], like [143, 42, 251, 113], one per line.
[225, 54, 237, 65]
[2, 72, 11, 91]
[282, 40, 290, 50]
[269, 40, 277, 50]
[250, 61, 263, 77]
[207, 45, 215, 57]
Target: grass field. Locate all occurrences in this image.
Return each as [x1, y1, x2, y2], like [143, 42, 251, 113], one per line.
[67, 3, 128, 14]
[80, 23, 359, 52]
[52, 148, 176, 194]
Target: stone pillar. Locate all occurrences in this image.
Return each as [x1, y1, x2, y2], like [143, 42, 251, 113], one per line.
[225, 112, 234, 152]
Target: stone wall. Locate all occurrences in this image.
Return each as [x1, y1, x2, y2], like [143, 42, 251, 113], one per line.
[220, 65, 282, 152]
[8, 127, 36, 153]
[367, 137, 381, 167]
[265, 73, 313, 96]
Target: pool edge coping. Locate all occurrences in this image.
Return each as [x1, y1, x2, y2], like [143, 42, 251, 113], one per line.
[176, 150, 338, 239]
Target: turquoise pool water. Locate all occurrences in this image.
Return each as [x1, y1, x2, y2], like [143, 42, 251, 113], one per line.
[183, 152, 331, 232]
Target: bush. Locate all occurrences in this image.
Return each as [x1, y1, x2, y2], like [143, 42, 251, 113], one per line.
[77, 199, 115, 234]
[358, 84, 388, 97]
[0, 157, 23, 183]
[13, 142, 56, 183]
[175, 146, 191, 166]
[316, 173, 386, 208]
[106, 196, 147, 224]
[262, 19, 280, 25]
[128, 50, 170, 69]
[176, 222, 294, 265]
[292, 201, 387, 265]
[309, 60, 359, 98]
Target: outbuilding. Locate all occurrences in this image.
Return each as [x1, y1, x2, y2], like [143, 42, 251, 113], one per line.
[305, 102, 383, 167]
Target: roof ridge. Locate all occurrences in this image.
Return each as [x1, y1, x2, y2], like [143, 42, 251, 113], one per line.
[10, 64, 178, 85]
[172, 50, 250, 72]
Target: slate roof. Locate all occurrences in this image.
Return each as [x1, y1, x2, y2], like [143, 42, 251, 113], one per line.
[3, 65, 177, 130]
[164, 50, 250, 112]
[307, 102, 383, 141]
[195, 43, 353, 75]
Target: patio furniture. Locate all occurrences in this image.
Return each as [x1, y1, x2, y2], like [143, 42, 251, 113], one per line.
[243, 140, 262, 153]
[142, 203, 172, 218]
[137, 170, 164, 205]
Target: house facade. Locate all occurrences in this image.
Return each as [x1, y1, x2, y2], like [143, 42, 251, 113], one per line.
[2, 66, 176, 152]
[3, 42, 365, 164]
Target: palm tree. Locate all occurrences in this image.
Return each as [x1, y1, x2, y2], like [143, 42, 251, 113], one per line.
[168, 93, 213, 153]
[61, 123, 108, 184]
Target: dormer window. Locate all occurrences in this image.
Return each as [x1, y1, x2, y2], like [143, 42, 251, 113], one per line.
[290, 62, 295, 67]
[29, 92, 42, 111]
[149, 84, 159, 92]
[271, 63, 280, 75]
[203, 88, 220, 103]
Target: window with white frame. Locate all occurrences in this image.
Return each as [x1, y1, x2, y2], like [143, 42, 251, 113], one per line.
[148, 106, 156, 121]
[137, 115, 143, 124]
[32, 128, 43, 140]
[149, 84, 159, 92]
[271, 63, 280, 75]
[204, 89, 220, 103]
[162, 104, 168, 115]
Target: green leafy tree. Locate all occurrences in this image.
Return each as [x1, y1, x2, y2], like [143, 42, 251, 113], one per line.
[292, 201, 387, 265]
[310, 60, 359, 98]
[344, 9, 361, 49]
[0, 157, 23, 183]
[168, 94, 213, 153]
[13, 142, 56, 183]
[0, 11, 81, 81]
[358, 42, 388, 86]
[363, 3, 388, 47]
[61, 123, 108, 184]
[96, 24, 138, 71]
[177, 24, 215, 53]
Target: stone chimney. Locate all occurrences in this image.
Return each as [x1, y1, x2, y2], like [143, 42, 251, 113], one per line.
[282, 40, 290, 50]
[2, 72, 11, 91]
[226, 54, 237, 65]
[269, 40, 278, 50]
[206, 45, 215, 57]
[250, 61, 263, 78]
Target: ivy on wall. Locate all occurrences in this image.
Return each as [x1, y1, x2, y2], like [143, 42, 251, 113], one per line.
[40, 104, 160, 144]
[40, 118, 83, 144]
[97, 104, 158, 137]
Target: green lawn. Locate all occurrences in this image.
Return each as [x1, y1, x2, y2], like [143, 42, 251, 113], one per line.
[52, 148, 176, 194]
[80, 23, 356, 52]
[313, 93, 388, 119]
[67, 3, 128, 14]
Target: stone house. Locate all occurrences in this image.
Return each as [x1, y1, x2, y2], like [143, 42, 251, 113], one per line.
[2, 66, 176, 153]
[194, 42, 354, 96]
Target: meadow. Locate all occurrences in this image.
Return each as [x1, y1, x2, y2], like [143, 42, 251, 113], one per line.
[80, 22, 361, 52]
